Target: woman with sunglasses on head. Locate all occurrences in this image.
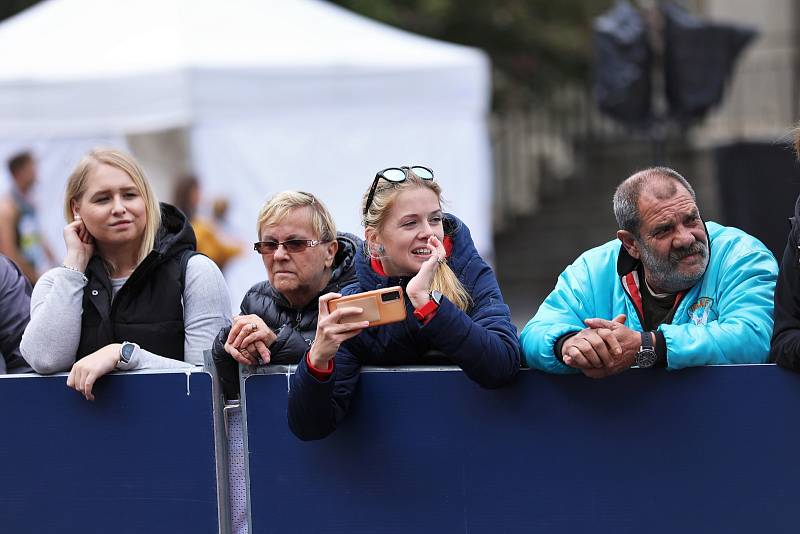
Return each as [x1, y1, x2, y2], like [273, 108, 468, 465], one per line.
[20, 148, 231, 400]
[288, 166, 520, 441]
[211, 191, 360, 399]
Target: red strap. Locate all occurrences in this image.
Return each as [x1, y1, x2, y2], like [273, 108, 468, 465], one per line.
[413, 299, 439, 323]
[306, 351, 333, 380]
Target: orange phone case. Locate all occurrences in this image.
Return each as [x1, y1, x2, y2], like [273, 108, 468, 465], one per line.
[327, 286, 407, 327]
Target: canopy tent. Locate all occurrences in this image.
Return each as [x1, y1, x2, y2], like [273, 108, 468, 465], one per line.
[0, 0, 492, 308]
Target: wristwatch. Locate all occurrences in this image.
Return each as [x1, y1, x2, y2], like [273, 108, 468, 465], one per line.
[118, 341, 140, 369]
[413, 290, 442, 322]
[634, 331, 657, 368]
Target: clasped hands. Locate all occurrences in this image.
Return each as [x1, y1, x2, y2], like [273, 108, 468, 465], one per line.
[561, 314, 642, 379]
[224, 315, 277, 366]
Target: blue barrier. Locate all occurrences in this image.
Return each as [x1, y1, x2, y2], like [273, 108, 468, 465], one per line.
[241, 365, 800, 534]
[0, 370, 222, 534]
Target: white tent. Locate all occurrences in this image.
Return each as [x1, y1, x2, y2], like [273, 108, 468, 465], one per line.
[0, 0, 493, 308]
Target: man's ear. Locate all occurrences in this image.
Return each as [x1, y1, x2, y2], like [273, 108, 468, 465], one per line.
[323, 239, 338, 269]
[617, 229, 641, 260]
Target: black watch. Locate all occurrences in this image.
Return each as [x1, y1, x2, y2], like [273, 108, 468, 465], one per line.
[634, 332, 657, 368]
[118, 341, 139, 368]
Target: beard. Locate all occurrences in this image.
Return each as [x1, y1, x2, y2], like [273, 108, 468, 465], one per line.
[638, 238, 709, 293]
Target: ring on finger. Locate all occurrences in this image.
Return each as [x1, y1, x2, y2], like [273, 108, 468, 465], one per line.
[250, 323, 258, 332]
[437, 257, 446, 265]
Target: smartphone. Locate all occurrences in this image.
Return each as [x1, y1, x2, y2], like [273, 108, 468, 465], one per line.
[327, 286, 407, 327]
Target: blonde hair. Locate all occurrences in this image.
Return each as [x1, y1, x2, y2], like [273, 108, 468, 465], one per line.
[257, 191, 336, 241]
[362, 171, 472, 311]
[64, 148, 161, 266]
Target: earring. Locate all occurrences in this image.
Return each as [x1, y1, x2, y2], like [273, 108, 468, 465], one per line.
[74, 214, 81, 221]
[377, 245, 385, 255]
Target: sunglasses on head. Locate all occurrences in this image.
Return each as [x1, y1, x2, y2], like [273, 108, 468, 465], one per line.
[253, 239, 324, 255]
[363, 165, 434, 217]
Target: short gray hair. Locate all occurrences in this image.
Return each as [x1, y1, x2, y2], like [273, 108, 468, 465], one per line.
[613, 167, 696, 235]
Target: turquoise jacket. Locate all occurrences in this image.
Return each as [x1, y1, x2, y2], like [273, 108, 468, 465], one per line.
[520, 222, 778, 373]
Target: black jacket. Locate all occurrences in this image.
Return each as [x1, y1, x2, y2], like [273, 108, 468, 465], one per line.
[77, 203, 196, 360]
[771, 194, 800, 369]
[212, 233, 360, 398]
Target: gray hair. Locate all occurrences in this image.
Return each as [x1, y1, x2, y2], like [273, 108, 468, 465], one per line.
[613, 167, 697, 235]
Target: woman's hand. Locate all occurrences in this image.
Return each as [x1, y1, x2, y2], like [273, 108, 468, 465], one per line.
[66, 343, 120, 401]
[62, 218, 94, 272]
[225, 315, 276, 365]
[406, 235, 447, 309]
[307, 293, 369, 370]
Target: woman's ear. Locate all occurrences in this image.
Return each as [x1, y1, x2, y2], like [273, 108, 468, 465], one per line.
[323, 239, 338, 269]
[364, 228, 382, 257]
[70, 199, 80, 218]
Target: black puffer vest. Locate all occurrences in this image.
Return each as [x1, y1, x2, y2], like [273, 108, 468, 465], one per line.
[76, 203, 196, 360]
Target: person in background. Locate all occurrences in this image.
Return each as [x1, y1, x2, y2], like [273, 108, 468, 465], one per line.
[0, 253, 32, 374]
[522, 167, 777, 377]
[174, 175, 243, 272]
[20, 148, 231, 400]
[212, 190, 359, 399]
[288, 166, 520, 441]
[770, 128, 800, 369]
[0, 151, 56, 283]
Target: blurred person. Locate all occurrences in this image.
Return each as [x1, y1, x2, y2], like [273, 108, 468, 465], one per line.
[0, 151, 56, 283]
[288, 166, 520, 441]
[211, 190, 359, 399]
[174, 175, 243, 271]
[770, 129, 800, 369]
[20, 148, 231, 400]
[521, 167, 777, 377]
[0, 253, 33, 374]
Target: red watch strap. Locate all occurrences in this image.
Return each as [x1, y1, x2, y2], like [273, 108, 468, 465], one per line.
[413, 299, 439, 321]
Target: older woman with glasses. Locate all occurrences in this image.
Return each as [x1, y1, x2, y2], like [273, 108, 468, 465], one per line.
[211, 191, 359, 399]
[287, 166, 521, 441]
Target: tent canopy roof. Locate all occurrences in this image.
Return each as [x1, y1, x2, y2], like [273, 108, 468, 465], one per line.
[0, 0, 489, 135]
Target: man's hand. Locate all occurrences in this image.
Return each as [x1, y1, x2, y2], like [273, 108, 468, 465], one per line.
[577, 314, 645, 378]
[561, 325, 623, 370]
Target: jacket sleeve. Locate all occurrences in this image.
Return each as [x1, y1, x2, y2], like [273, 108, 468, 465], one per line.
[21, 267, 86, 374]
[661, 247, 777, 368]
[771, 220, 800, 369]
[519, 257, 593, 374]
[416, 261, 520, 388]
[287, 340, 363, 441]
[211, 325, 240, 399]
[268, 324, 313, 365]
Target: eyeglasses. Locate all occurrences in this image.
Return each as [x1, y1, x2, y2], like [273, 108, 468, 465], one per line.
[363, 165, 434, 217]
[253, 239, 324, 255]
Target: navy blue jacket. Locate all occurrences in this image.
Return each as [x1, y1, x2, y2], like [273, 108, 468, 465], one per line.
[0, 254, 32, 374]
[288, 214, 520, 440]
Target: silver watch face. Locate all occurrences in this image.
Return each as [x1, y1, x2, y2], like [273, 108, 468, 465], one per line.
[635, 348, 657, 368]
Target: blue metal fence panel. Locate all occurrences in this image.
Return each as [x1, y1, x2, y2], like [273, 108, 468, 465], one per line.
[243, 365, 800, 534]
[0, 370, 219, 534]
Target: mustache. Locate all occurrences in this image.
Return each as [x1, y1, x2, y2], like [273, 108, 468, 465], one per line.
[669, 241, 707, 263]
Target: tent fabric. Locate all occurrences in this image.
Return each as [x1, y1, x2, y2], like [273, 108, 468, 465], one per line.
[0, 0, 492, 308]
[0, 0, 488, 135]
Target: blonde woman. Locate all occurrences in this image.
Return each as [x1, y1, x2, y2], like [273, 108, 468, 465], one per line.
[21, 148, 231, 400]
[288, 166, 520, 440]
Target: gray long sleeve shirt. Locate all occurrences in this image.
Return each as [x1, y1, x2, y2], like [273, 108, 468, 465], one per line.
[21, 255, 231, 373]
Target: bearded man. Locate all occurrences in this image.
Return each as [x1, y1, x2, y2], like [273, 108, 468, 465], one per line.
[521, 167, 778, 377]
